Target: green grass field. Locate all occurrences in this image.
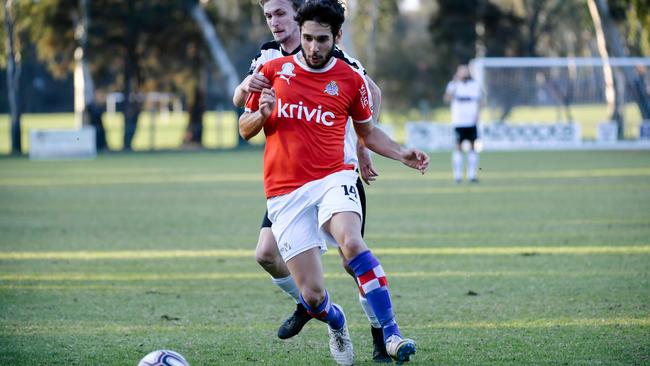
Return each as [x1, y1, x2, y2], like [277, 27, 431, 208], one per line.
[1, 150, 649, 365]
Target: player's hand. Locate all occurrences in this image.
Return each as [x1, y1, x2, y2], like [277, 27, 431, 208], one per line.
[357, 146, 378, 185]
[243, 64, 271, 93]
[259, 88, 276, 119]
[399, 148, 430, 174]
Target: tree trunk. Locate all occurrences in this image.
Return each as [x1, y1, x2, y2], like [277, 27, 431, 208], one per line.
[590, 0, 650, 136]
[73, 0, 96, 128]
[188, 1, 239, 98]
[122, 0, 141, 151]
[187, 1, 242, 146]
[4, 0, 22, 154]
[184, 83, 205, 147]
[588, 0, 623, 137]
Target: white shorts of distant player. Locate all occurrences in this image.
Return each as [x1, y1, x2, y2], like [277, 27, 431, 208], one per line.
[267, 169, 363, 262]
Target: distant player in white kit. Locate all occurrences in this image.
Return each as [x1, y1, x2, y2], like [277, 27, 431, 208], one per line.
[444, 64, 482, 183]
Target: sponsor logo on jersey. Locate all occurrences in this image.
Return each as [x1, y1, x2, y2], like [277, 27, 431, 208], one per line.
[277, 98, 336, 126]
[324, 81, 339, 96]
[277, 63, 296, 84]
[359, 84, 369, 108]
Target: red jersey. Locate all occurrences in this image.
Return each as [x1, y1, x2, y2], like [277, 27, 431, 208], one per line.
[246, 54, 372, 198]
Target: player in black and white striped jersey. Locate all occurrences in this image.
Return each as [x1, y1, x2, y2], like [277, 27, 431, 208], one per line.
[233, 0, 391, 362]
[444, 64, 482, 183]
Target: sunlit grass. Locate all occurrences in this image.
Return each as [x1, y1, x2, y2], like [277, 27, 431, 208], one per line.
[0, 150, 648, 365]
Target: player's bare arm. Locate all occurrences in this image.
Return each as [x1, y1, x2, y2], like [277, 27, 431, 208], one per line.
[239, 88, 276, 140]
[354, 121, 429, 174]
[233, 64, 272, 107]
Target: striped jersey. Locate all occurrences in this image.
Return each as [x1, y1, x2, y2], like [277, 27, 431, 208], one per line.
[445, 79, 482, 127]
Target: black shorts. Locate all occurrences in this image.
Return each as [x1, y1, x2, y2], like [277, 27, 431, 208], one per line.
[261, 176, 367, 237]
[454, 126, 478, 144]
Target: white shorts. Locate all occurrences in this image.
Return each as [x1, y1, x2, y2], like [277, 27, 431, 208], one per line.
[267, 170, 363, 262]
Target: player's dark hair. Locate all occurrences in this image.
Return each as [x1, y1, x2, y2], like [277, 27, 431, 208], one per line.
[295, 0, 345, 37]
[259, 0, 304, 11]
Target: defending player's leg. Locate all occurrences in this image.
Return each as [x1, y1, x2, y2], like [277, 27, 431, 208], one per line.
[326, 212, 416, 363]
[287, 247, 354, 366]
[361, 294, 393, 363]
[255, 213, 311, 339]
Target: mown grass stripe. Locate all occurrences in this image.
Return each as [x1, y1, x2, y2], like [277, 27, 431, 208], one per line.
[3, 317, 648, 335]
[366, 183, 650, 195]
[0, 245, 648, 260]
[1, 167, 649, 187]
[0, 270, 645, 282]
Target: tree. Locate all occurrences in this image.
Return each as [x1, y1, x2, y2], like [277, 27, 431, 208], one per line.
[3, 0, 22, 154]
[18, 0, 251, 150]
[186, 0, 240, 146]
[630, 0, 650, 55]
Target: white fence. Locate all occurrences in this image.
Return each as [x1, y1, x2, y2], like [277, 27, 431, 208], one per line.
[405, 121, 650, 151]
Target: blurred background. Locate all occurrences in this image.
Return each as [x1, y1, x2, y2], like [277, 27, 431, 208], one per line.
[1, 0, 649, 155]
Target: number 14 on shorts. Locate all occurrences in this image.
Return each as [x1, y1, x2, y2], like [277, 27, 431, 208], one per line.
[341, 185, 358, 201]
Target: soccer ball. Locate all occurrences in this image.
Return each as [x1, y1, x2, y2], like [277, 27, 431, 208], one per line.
[138, 350, 189, 366]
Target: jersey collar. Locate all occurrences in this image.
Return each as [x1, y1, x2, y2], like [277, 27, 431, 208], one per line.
[281, 44, 301, 56]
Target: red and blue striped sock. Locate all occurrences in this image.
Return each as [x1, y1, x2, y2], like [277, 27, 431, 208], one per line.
[299, 289, 345, 330]
[349, 250, 401, 341]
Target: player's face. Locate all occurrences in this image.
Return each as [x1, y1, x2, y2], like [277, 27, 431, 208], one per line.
[457, 65, 471, 80]
[300, 21, 340, 69]
[263, 0, 299, 45]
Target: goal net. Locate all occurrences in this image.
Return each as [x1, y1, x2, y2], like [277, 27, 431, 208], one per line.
[471, 57, 650, 139]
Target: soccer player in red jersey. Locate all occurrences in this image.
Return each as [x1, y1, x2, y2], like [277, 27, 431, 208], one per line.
[234, 1, 392, 361]
[240, 1, 428, 364]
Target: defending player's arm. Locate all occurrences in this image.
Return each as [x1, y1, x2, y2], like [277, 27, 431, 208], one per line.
[233, 64, 272, 107]
[354, 121, 429, 174]
[356, 75, 381, 184]
[239, 87, 276, 140]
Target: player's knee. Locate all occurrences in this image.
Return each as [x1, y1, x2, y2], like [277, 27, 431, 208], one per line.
[301, 286, 326, 308]
[255, 229, 278, 268]
[340, 236, 366, 255]
[255, 244, 277, 268]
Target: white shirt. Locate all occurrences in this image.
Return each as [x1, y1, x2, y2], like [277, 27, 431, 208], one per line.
[445, 79, 481, 127]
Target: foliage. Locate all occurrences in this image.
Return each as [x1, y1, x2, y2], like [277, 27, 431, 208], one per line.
[629, 0, 650, 56]
[2, 0, 650, 116]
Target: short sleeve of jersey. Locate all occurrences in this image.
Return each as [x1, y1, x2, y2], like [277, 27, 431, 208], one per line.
[333, 47, 375, 112]
[247, 41, 281, 75]
[247, 51, 268, 75]
[445, 81, 456, 95]
[350, 75, 373, 123]
[335, 47, 367, 76]
[244, 63, 272, 112]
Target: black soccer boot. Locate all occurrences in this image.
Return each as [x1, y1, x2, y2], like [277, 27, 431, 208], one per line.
[277, 303, 313, 339]
[371, 326, 393, 363]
